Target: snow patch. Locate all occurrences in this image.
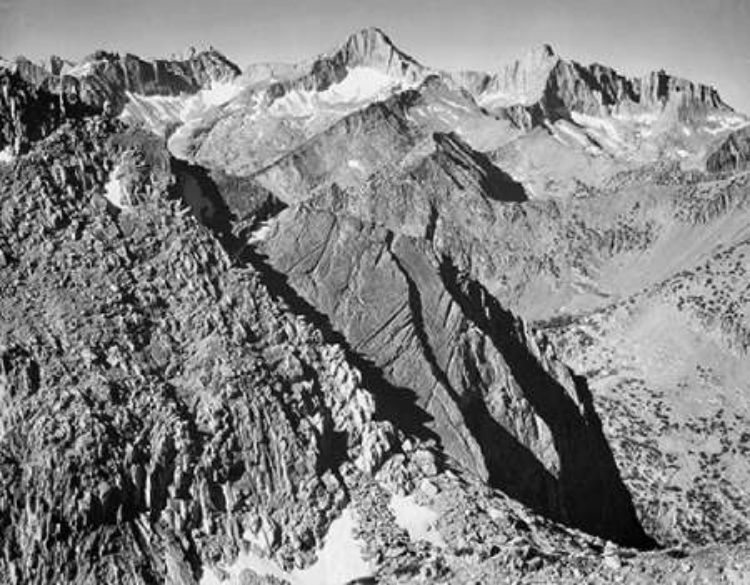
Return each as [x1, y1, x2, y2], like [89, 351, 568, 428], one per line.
[103, 165, 130, 208]
[200, 80, 245, 107]
[63, 61, 97, 77]
[555, 121, 591, 148]
[437, 96, 475, 114]
[571, 112, 622, 142]
[121, 79, 244, 133]
[347, 159, 365, 172]
[320, 67, 399, 104]
[248, 221, 274, 244]
[270, 90, 316, 117]
[269, 67, 410, 118]
[390, 494, 445, 548]
[487, 507, 503, 521]
[477, 91, 513, 109]
[612, 111, 659, 125]
[704, 113, 749, 135]
[201, 508, 371, 585]
[120, 93, 184, 131]
[0, 146, 15, 165]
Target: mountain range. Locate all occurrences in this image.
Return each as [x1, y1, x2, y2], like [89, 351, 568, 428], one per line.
[1, 27, 749, 584]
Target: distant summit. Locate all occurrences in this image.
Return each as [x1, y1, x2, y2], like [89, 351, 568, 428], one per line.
[332, 27, 425, 81]
[454, 43, 561, 110]
[453, 43, 732, 126]
[1, 26, 744, 162]
[275, 26, 428, 93]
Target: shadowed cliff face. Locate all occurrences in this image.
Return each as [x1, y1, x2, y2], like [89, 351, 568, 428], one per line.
[0, 50, 240, 157]
[164, 154, 650, 548]
[0, 68, 98, 155]
[707, 125, 750, 173]
[12, 50, 240, 111]
[241, 204, 650, 548]
[437, 258, 650, 546]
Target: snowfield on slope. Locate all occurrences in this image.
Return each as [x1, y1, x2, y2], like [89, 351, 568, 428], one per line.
[120, 79, 245, 133]
[269, 66, 411, 118]
[390, 494, 445, 548]
[0, 146, 14, 165]
[200, 507, 371, 585]
[102, 165, 130, 208]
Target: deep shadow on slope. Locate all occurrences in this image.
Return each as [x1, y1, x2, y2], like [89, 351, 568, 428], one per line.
[238, 244, 440, 445]
[433, 132, 528, 203]
[170, 159, 234, 238]
[439, 258, 656, 549]
[386, 235, 563, 519]
[170, 162, 440, 448]
[170, 161, 654, 550]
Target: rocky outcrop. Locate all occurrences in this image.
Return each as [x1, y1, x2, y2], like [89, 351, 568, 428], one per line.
[706, 125, 750, 173]
[0, 50, 240, 156]
[254, 205, 649, 547]
[0, 68, 97, 155]
[270, 27, 426, 96]
[251, 89, 427, 203]
[455, 44, 560, 108]
[0, 120, 402, 583]
[22, 50, 239, 110]
[456, 45, 733, 126]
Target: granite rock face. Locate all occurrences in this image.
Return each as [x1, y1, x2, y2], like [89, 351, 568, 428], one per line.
[707, 125, 750, 173]
[0, 49, 240, 156]
[0, 67, 97, 155]
[266, 27, 426, 95]
[255, 205, 648, 547]
[455, 46, 732, 126]
[0, 120, 400, 583]
[15, 49, 240, 110]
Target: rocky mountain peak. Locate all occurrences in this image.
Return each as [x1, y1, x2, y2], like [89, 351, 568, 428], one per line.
[337, 27, 401, 59]
[329, 26, 426, 82]
[463, 44, 735, 130]
[521, 43, 559, 67]
[638, 68, 729, 114]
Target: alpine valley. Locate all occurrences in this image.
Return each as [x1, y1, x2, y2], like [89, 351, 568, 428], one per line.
[0, 27, 748, 584]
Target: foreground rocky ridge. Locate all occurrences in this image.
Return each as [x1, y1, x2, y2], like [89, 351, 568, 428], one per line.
[0, 119, 401, 582]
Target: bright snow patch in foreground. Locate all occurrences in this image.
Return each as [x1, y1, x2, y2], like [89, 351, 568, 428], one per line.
[248, 220, 275, 244]
[0, 147, 14, 165]
[200, 508, 371, 585]
[103, 165, 129, 208]
[389, 494, 445, 548]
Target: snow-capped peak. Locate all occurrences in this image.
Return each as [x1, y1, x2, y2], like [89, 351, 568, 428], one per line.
[327, 26, 427, 84]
